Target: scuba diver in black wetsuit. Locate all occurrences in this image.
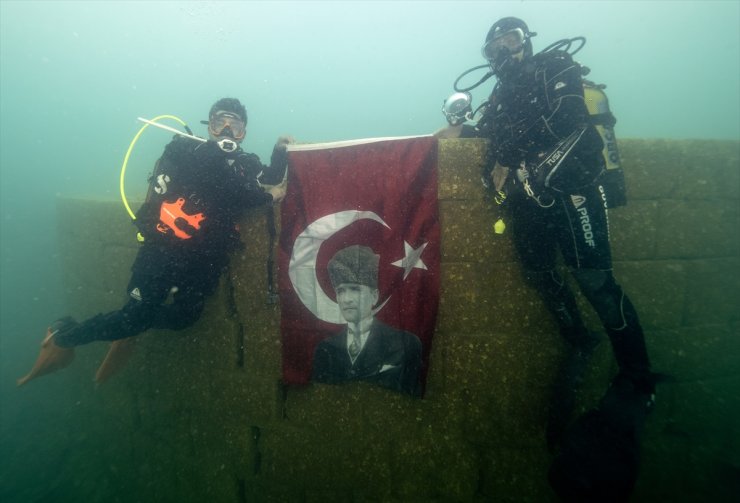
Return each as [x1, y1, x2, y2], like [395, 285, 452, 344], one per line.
[436, 17, 656, 454]
[18, 97, 293, 386]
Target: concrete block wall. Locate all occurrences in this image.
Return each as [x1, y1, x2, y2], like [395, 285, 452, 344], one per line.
[31, 139, 740, 501]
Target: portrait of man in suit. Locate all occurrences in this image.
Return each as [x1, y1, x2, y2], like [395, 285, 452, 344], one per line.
[311, 245, 422, 397]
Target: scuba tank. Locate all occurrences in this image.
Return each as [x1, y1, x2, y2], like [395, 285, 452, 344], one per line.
[583, 80, 627, 208]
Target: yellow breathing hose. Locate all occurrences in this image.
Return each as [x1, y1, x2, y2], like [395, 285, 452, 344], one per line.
[119, 114, 189, 220]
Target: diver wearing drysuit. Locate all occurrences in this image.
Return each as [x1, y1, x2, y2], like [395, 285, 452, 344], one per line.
[18, 97, 291, 386]
[439, 17, 655, 446]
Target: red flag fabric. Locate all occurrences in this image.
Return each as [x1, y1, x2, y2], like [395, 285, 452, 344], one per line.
[278, 136, 440, 397]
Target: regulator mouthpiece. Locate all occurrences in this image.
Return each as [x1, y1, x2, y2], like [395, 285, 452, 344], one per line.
[442, 92, 473, 126]
[217, 138, 238, 153]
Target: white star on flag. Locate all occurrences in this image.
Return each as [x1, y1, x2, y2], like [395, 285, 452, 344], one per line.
[391, 241, 429, 280]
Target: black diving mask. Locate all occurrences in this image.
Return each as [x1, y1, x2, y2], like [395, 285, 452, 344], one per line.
[481, 27, 525, 63]
[208, 112, 246, 140]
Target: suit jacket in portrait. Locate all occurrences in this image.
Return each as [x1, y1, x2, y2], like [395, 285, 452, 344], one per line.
[311, 320, 422, 397]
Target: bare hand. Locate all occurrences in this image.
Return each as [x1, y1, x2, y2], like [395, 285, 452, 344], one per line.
[492, 162, 510, 191]
[268, 184, 286, 203]
[275, 135, 295, 150]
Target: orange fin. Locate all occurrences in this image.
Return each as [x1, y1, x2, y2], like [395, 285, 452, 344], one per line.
[17, 326, 75, 387]
[95, 337, 138, 384]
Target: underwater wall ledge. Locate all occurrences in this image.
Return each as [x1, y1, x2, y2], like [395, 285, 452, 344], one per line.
[34, 138, 740, 502]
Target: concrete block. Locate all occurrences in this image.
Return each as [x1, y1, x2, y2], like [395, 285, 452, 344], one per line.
[236, 205, 277, 262]
[390, 428, 479, 501]
[669, 140, 740, 200]
[620, 139, 681, 200]
[637, 377, 740, 502]
[440, 199, 516, 263]
[437, 262, 555, 335]
[655, 199, 740, 259]
[443, 331, 560, 445]
[257, 424, 392, 498]
[683, 258, 740, 326]
[612, 260, 687, 330]
[609, 200, 660, 260]
[229, 247, 284, 377]
[438, 138, 488, 200]
[283, 383, 367, 439]
[648, 326, 740, 382]
[478, 446, 555, 502]
[57, 197, 141, 249]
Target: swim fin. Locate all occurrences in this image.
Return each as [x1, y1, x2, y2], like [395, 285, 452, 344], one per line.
[95, 337, 137, 383]
[17, 318, 77, 387]
[548, 371, 659, 501]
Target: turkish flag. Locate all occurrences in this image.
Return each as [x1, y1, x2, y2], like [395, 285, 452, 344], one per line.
[278, 136, 440, 396]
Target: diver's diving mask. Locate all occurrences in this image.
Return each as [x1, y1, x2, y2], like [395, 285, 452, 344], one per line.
[481, 27, 526, 63]
[208, 112, 246, 141]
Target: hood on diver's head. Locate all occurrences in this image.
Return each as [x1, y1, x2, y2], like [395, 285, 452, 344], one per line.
[205, 97, 247, 147]
[209, 97, 247, 124]
[482, 17, 536, 75]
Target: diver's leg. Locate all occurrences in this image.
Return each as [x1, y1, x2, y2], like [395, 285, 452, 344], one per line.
[570, 268, 652, 385]
[93, 247, 179, 382]
[150, 253, 226, 331]
[16, 296, 162, 386]
[18, 245, 174, 386]
[559, 185, 654, 397]
[510, 194, 598, 448]
[547, 178, 652, 500]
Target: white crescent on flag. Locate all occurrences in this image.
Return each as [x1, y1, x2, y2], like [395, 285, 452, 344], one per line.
[288, 210, 390, 324]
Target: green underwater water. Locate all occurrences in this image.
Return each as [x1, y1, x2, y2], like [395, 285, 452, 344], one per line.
[1, 1, 739, 502]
